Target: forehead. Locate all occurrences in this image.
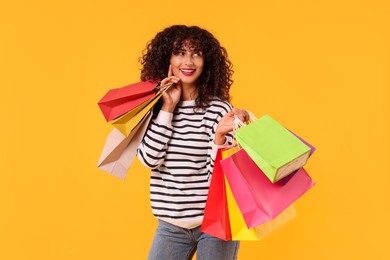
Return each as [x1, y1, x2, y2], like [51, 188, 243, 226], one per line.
[173, 39, 202, 50]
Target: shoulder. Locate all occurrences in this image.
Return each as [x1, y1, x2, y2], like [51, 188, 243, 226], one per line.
[207, 97, 232, 114]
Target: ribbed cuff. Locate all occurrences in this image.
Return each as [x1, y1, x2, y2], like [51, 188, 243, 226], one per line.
[211, 138, 231, 160]
[155, 110, 173, 127]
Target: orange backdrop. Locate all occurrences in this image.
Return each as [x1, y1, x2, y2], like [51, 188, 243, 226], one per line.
[1, 0, 389, 259]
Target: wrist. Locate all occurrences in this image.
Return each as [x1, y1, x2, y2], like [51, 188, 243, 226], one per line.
[161, 104, 176, 113]
[214, 133, 226, 145]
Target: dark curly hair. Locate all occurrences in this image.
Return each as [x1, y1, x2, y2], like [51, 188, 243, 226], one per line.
[139, 25, 233, 108]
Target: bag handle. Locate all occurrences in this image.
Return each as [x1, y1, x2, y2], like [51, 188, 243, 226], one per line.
[233, 110, 257, 130]
[232, 110, 257, 149]
[155, 82, 173, 94]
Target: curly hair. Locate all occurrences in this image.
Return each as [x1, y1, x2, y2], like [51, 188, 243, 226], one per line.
[139, 25, 233, 108]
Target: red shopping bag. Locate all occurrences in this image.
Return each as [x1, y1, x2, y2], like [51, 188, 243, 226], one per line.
[201, 149, 232, 241]
[221, 149, 315, 229]
[98, 80, 158, 121]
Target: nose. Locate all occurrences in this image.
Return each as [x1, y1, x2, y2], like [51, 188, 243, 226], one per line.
[183, 53, 194, 66]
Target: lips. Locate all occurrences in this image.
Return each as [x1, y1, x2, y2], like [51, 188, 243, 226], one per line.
[180, 68, 196, 76]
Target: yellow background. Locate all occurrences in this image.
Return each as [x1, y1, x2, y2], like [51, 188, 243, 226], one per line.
[1, 0, 389, 259]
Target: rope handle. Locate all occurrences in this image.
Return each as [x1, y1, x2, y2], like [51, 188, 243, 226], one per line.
[232, 110, 257, 149]
[155, 82, 173, 94]
[233, 110, 257, 130]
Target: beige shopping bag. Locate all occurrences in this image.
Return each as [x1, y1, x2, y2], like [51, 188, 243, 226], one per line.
[97, 111, 152, 179]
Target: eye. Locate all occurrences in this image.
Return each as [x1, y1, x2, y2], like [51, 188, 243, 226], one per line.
[193, 51, 203, 57]
[172, 50, 185, 56]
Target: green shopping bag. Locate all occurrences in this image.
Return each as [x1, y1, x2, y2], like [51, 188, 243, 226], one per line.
[235, 114, 311, 183]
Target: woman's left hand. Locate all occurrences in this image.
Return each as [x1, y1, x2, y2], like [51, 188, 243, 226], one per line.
[215, 108, 249, 145]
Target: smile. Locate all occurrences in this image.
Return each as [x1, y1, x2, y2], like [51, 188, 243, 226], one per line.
[180, 68, 196, 76]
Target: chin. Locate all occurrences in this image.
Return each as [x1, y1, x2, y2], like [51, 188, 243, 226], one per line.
[179, 78, 198, 85]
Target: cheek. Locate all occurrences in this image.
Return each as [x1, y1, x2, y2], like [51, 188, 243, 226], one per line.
[169, 57, 180, 67]
[197, 63, 204, 74]
[169, 59, 181, 75]
[196, 59, 204, 71]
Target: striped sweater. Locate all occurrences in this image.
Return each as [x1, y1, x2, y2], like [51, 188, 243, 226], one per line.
[137, 98, 234, 229]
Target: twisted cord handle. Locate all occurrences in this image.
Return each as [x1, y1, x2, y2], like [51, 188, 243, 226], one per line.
[232, 110, 257, 149]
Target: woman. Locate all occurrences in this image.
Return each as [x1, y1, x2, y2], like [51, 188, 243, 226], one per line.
[137, 25, 248, 260]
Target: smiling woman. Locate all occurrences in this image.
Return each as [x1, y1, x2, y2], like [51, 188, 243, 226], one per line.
[170, 43, 204, 88]
[140, 25, 234, 110]
[136, 25, 249, 260]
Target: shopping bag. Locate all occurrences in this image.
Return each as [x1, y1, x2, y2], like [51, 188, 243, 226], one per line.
[235, 114, 311, 183]
[98, 80, 158, 121]
[222, 147, 297, 240]
[221, 148, 314, 228]
[291, 131, 316, 156]
[110, 91, 162, 136]
[201, 149, 231, 241]
[225, 179, 297, 240]
[97, 111, 153, 179]
[221, 146, 257, 240]
[224, 175, 260, 240]
[254, 204, 297, 239]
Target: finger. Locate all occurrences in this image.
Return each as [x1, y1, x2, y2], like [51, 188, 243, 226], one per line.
[228, 108, 241, 118]
[225, 109, 235, 117]
[160, 78, 167, 85]
[243, 110, 250, 122]
[161, 76, 177, 87]
[231, 108, 239, 114]
[233, 108, 248, 122]
[239, 111, 249, 122]
[168, 65, 173, 77]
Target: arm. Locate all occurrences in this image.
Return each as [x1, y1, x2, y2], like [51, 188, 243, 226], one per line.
[207, 107, 249, 176]
[137, 65, 182, 169]
[137, 110, 173, 169]
[204, 102, 234, 179]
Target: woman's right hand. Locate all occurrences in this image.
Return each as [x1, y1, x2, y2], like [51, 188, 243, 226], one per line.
[160, 65, 182, 113]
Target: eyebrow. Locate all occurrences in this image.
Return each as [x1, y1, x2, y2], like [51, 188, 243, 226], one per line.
[179, 47, 203, 53]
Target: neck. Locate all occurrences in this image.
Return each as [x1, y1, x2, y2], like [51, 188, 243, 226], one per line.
[181, 83, 198, 101]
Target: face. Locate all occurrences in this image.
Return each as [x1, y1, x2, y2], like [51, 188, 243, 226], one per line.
[170, 43, 204, 87]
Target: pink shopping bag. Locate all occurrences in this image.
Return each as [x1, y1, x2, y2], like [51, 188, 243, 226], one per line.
[221, 148, 315, 228]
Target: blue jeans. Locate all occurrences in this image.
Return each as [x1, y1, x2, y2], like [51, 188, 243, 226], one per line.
[148, 220, 240, 260]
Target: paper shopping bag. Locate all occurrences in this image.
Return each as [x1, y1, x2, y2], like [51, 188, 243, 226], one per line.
[221, 148, 314, 228]
[222, 146, 257, 240]
[98, 80, 158, 121]
[224, 175, 259, 240]
[201, 149, 231, 241]
[110, 91, 162, 136]
[290, 131, 316, 156]
[222, 147, 297, 240]
[254, 204, 297, 239]
[235, 114, 311, 183]
[97, 111, 153, 179]
[225, 179, 297, 240]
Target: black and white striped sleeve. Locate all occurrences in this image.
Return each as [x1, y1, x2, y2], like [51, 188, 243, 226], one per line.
[137, 110, 173, 169]
[206, 101, 235, 176]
